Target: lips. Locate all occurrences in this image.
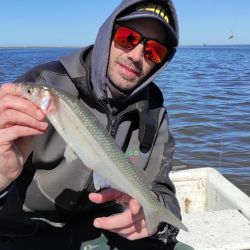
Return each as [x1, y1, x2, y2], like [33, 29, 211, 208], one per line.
[117, 63, 141, 79]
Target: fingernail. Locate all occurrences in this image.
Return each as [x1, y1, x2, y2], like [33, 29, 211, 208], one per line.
[94, 220, 101, 228]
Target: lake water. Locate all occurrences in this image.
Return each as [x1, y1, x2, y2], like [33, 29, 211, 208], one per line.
[0, 46, 249, 196]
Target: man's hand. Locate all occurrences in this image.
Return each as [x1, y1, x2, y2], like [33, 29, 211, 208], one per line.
[89, 188, 155, 240]
[0, 83, 48, 189]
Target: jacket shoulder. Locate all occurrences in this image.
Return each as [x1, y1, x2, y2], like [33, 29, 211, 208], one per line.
[14, 61, 66, 83]
[148, 82, 164, 108]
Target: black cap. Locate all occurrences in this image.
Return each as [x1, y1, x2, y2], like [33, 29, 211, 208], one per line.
[116, 3, 178, 47]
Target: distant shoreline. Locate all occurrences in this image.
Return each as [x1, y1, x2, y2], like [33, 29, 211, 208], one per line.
[0, 44, 250, 49]
[180, 44, 250, 47]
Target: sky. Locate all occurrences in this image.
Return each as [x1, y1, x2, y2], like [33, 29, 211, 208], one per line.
[0, 0, 249, 47]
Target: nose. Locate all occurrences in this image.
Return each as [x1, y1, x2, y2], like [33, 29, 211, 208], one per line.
[127, 43, 144, 63]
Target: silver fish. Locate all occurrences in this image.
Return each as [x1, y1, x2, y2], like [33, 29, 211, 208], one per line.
[20, 83, 188, 234]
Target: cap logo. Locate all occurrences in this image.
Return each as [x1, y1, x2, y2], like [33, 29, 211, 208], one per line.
[136, 3, 169, 23]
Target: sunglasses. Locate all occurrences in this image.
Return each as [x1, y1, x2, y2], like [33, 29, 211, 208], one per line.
[113, 26, 168, 64]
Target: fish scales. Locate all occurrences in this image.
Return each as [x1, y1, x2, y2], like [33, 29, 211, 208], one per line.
[20, 83, 188, 234]
[60, 90, 148, 194]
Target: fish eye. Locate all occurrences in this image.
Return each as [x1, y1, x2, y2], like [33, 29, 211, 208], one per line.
[26, 88, 32, 94]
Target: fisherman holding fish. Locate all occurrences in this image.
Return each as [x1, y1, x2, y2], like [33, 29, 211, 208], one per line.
[0, 0, 191, 249]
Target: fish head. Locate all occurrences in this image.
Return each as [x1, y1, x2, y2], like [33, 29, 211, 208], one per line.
[21, 83, 54, 112]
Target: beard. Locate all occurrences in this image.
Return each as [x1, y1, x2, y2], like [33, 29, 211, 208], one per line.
[108, 57, 144, 92]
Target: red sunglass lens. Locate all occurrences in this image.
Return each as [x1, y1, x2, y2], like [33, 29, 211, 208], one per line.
[114, 26, 168, 63]
[145, 40, 168, 63]
[114, 27, 141, 50]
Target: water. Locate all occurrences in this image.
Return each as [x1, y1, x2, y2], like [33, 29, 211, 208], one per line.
[157, 45, 250, 196]
[0, 46, 249, 196]
[0, 47, 76, 82]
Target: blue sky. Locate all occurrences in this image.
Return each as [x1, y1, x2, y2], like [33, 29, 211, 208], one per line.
[0, 0, 249, 47]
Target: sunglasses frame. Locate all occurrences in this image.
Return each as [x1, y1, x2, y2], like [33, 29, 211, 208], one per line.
[113, 25, 169, 64]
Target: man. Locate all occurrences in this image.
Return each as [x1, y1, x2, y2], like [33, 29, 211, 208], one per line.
[0, 0, 191, 249]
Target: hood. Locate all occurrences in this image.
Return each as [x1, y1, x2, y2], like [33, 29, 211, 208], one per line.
[91, 0, 179, 103]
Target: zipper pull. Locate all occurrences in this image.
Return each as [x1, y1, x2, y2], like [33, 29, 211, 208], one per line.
[110, 116, 117, 137]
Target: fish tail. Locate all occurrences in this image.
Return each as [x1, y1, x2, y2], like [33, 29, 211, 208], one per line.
[143, 204, 188, 234]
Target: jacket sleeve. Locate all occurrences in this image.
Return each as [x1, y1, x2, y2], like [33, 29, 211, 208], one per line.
[151, 131, 181, 219]
[0, 183, 13, 206]
[146, 111, 181, 247]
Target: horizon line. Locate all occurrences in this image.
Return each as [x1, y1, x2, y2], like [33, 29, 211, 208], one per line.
[1, 44, 250, 49]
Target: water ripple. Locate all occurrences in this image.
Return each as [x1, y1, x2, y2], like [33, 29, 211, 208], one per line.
[157, 45, 250, 196]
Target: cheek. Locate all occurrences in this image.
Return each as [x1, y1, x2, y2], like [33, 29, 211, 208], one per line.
[109, 41, 120, 60]
[108, 43, 118, 70]
[108, 43, 126, 74]
[143, 60, 156, 75]
[107, 52, 114, 77]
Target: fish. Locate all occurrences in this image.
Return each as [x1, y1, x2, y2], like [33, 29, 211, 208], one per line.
[20, 83, 188, 234]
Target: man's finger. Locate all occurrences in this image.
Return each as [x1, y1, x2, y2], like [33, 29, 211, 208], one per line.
[109, 217, 147, 236]
[0, 83, 23, 98]
[93, 209, 144, 230]
[89, 188, 124, 204]
[0, 95, 45, 121]
[122, 227, 149, 241]
[0, 125, 46, 143]
[0, 110, 48, 131]
[129, 198, 141, 215]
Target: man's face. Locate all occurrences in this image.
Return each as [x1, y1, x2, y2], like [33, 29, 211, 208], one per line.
[107, 18, 167, 92]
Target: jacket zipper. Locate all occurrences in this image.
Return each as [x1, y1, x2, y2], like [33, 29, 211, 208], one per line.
[85, 100, 136, 193]
[97, 98, 118, 137]
[109, 107, 136, 137]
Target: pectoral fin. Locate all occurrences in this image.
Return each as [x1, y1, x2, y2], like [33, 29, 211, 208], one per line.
[64, 144, 78, 164]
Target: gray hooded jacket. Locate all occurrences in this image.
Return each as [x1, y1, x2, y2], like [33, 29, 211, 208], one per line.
[0, 0, 181, 247]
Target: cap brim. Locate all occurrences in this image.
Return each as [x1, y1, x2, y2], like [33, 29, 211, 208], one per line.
[116, 13, 178, 47]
